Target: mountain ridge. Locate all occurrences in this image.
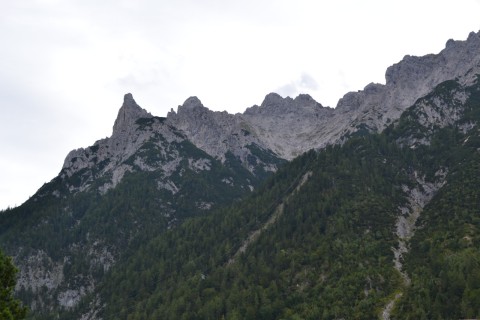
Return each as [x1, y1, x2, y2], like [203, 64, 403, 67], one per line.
[91, 73, 480, 320]
[57, 30, 480, 190]
[1, 30, 480, 319]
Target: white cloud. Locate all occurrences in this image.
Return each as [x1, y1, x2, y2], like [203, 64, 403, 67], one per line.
[276, 73, 319, 99]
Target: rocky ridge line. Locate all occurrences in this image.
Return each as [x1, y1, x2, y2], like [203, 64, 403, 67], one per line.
[60, 93, 186, 195]
[165, 31, 480, 161]
[59, 31, 480, 193]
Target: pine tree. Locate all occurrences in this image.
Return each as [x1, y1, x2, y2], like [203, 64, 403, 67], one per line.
[0, 249, 27, 320]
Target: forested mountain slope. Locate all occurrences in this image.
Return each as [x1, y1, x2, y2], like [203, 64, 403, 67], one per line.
[64, 75, 480, 319]
[0, 31, 480, 319]
[0, 95, 283, 317]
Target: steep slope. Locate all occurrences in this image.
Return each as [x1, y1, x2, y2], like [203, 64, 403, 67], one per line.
[166, 96, 284, 179]
[157, 31, 480, 163]
[0, 94, 281, 317]
[81, 75, 480, 319]
[391, 75, 480, 319]
[1, 30, 479, 319]
[240, 30, 480, 159]
[60, 93, 283, 196]
[58, 31, 480, 175]
[241, 93, 334, 159]
[91, 138, 407, 319]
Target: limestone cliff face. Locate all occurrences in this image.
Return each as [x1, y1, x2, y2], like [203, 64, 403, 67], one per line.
[165, 92, 336, 162]
[165, 31, 480, 161]
[112, 93, 152, 134]
[60, 94, 284, 196]
[333, 30, 480, 137]
[9, 30, 480, 318]
[239, 30, 480, 159]
[166, 96, 282, 174]
[241, 93, 334, 159]
[166, 96, 246, 162]
[61, 93, 185, 194]
[58, 30, 480, 195]
[59, 31, 480, 193]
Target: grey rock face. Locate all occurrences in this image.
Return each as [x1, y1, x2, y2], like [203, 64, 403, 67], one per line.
[59, 92, 281, 200]
[241, 93, 334, 159]
[166, 96, 283, 174]
[60, 30, 480, 190]
[165, 91, 336, 164]
[239, 30, 480, 159]
[12, 30, 480, 318]
[166, 31, 480, 162]
[112, 93, 152, 134]
[61, 94, 185, 194]
[337, 30, 480, 132]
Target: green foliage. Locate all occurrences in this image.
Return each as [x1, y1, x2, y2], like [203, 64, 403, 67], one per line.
[246, 143, 287, 179]
[393, 153, 480, 319]
[0, 249, 27, 320]
[3, 76, 480, 319]
[0, 129, 271, 318]
[93, 134, 414, 319]
[135, 116, 166, 129]
[390, 77, 480, 319]
[91, 77, 480, 319]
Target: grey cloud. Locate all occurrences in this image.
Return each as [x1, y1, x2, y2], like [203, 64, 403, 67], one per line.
[299, 73, 319, 90]
[275, 82, 297, 97]
[275, 73, 320, 98]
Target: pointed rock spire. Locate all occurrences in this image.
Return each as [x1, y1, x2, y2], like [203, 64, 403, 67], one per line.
[260, 92, 285, 108]
[173, 96, 207, 117]
[293, 94, 326, 109]
[182, 96, 204, 109]
[113, 93, 152, 134]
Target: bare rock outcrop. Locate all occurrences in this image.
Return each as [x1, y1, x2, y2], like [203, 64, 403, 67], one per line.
[59, 31, 480, 193]
[166, 31, 480, 162]
[60, 93, 185, 194]
[166, 96, 283, 173]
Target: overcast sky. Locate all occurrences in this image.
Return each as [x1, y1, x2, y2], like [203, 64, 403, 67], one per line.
[1, 0, 479, 210]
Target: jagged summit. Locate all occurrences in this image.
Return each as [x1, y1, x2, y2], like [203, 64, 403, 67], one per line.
[182, 96, 204, 109]
[167, 96, 207, 117]
[385, 30, 480, 88]
[244, 92, 327, 117]
[6, 30, 480, 319]
[113, 93, 152, 134]
[293, 93, 315, 103]
[66, 29, 480, 182]
[124, 92, 135, 104]
[330, 29, 480, 139]
[293, 93, 328, 109]
[258, 92, 320, 109]
[66, 30, 480, 169]
[260, 92, 287, 108]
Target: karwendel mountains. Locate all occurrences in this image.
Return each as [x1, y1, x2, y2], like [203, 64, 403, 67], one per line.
[1, 31, 480, 319]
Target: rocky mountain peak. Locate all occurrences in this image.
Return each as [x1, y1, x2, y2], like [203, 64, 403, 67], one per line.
[182, 96, 204, 109]
[63, 29, 480, 194]
[468, 30, 480, 41]
[332, 29, 480, 139]
[124, 92, 135, 104]
[252, 92, 326, 113]
[293, 93, 314, 103]
[244, 92, 328, 118]
[169, 96, 209, 118]
[385, 30, 480, 88]
[260, 92, 287, 108]
[293, 93, 327, 109]
[112, 93, 152, 134]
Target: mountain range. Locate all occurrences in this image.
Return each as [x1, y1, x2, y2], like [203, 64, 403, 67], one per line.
[1, 30, 480, 319]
